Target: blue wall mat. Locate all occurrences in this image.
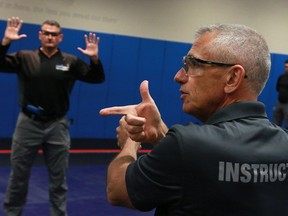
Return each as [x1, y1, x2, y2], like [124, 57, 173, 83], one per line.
[100, 35, 141, 138]
[0, 75, 19, 135]
[0, 19, 287, 139]
[62, 28, 115, 138]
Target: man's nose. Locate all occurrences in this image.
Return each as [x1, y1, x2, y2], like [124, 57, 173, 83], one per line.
[174, 68, 188, 83]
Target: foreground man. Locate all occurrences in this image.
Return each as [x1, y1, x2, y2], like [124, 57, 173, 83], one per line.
[100, 23, 288, 216]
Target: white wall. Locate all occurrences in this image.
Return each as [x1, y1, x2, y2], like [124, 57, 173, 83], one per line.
[0, 0, 287, 53]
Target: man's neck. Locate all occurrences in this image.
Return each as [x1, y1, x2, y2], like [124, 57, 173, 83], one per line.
[40, 47, 58, 58]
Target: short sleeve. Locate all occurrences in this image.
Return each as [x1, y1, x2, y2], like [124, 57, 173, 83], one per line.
[125, 129, 183, 211]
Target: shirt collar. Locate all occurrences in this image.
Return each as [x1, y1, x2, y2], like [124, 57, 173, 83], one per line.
[38, 47, 61, 58]
[206, 101, 268, 125]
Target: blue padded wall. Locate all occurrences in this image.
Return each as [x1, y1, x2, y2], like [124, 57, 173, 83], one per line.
[0, 20, 287, 139]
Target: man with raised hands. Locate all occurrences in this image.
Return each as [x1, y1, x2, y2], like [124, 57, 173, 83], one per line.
[1, 16, 105, 216]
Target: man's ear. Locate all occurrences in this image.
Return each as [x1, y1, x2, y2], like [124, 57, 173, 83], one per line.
[38, 31, 41, 41]
[224, 65, 246, 93]
[58, 33, 63, 43]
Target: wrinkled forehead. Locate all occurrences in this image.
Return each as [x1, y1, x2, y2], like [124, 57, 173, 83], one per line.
[189, 32, 217, 58]
[194, 31, 219, 46]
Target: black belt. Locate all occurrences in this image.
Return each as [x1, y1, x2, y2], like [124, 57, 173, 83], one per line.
[22, 108, 63, 122]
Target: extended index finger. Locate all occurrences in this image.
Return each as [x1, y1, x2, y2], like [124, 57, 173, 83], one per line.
[99, 105, 136, 116]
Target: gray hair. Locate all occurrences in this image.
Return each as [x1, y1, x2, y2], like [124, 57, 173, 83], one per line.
[195, 24, 271, 95]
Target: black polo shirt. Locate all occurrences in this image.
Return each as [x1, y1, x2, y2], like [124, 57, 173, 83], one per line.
[0, 45, 105, 116]
[126, 101, 288, 216]
[276, 73, 288, 103]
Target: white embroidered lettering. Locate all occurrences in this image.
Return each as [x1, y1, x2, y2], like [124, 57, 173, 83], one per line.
[218, 161, 288, 183]
[56, 64, 69, 71]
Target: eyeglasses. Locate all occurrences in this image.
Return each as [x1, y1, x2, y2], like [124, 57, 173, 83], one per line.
[182, 55, 236, 74]
[41, 30, 61, 37]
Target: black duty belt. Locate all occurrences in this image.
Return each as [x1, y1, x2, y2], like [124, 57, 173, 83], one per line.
[22, 108, 63, 122]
